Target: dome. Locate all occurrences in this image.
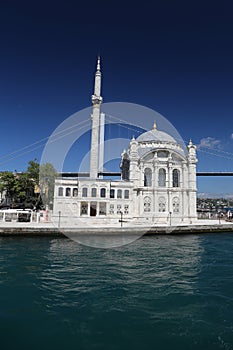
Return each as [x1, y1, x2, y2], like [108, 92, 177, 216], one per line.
[136, 128, 177, 144]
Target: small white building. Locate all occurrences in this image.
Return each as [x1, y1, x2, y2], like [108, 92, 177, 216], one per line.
[53, 58, 198, 225]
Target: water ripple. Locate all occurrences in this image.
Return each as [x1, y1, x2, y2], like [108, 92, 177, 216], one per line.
[1, 234, 233, 350]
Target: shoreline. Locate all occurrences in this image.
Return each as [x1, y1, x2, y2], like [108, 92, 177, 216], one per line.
[0, 220, 233, 237]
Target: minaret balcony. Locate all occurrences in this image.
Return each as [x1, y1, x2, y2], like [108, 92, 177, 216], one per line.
[91, 94, 103, 105]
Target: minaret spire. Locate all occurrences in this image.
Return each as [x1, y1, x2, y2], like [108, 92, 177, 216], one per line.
[97, 56, 101, 71]
[90, 57, 103, 178]
[92, 56, 102, 104]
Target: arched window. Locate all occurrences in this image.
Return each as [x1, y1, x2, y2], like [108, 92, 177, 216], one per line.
[173, 169, 180, 187]
[144, 196, 151, 212]
[158, 197, 166, 212]
[124, 205, 129, 214]
[91, 188, 97, 197]
[110, 189, 115, 198]
[124, 190, 129, 199]
[80, 202, 88, 215]
[117, 204, 122, 214]
[82, 187, 88, 197]
[100, 188, 106, 198]
[158, 169, 166, 187]
[66, 187, 71, 196]
[144, 168, 152, 187]
[117, 189, 122, 199]
[58, 187, 63, 196]
[73, 188, 78, 197]
[173, 197, 180, 213]
[109, 204, 114, 214]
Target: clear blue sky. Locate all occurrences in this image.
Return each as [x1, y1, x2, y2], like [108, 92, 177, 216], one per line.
[0, 0, 233, 196]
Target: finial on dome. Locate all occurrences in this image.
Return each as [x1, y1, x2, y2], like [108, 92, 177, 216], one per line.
[153, 121, 157, 130]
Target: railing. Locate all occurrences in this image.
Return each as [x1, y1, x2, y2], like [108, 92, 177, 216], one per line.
[0, 210, 49, 223]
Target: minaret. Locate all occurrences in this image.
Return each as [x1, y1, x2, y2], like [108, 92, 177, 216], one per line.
[187, 139, 198, 221]
[90, 57, 103, 178]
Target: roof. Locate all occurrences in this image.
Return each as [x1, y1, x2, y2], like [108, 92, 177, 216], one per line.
[135, 128, 187, 159]
[136, 129, 177, 143]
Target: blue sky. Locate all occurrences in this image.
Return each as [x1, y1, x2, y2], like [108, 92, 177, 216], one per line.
[0, 0, 233, 196]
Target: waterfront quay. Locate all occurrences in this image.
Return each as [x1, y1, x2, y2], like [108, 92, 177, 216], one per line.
[1, 220, 233, 237]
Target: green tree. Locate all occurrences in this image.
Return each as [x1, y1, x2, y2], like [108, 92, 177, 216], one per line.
[27, 159, 40, 186]
[16, 172, 36, 208]
[39, 163, 57, 209]
[0, 170, 38, 208]
[0, 171, 20, 205]
[0, 161, 57, 209]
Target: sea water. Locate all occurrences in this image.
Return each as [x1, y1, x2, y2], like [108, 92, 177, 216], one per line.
[0, 234, 233, 350]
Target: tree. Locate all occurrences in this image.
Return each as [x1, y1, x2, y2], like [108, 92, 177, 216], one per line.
[0, 160, 57, 210]
[16, 172, 36, 208]
[27, 159, 39, 186]
[39, 163, 57, 209]
[0, 170, 39, 208]
[0, 172, 18, 205]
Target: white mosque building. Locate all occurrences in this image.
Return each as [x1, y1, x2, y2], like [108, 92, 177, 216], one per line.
[53, 58, 198, 225]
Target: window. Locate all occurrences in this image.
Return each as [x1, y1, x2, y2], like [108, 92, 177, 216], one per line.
[173, 197, 180, 213]
[58, 187, 63, 196]
[73, 188, 78, 197]
[124, 190, 129, 199]
[117, 204, 122, 214]
[100, 188, 106, 198]
[66, 187, 71, 196]
[110, 189, 115, 198]
[117, 189, 122, 199]
[144, 168, 152, 187]
[158, 197, 166, 212]
[99, 202, 106, 215]
[158, 169, 166, 187]
[124, 205, 129, 215]
[144, 196, 151, 212]
[80, 202, 88, 215]
[90, 202, 97, 216]
[157, 151, 169, 158]
[91, 188, 97, 197]
[82, 187, 88, 197]
[109, 204, 114, 214]
[173, 169, 180, 187]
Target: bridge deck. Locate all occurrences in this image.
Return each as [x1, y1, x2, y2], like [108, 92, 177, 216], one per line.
[59, 172, 233, 178]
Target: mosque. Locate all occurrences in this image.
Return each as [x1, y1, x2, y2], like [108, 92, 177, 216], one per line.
[53, 58, 198, 225]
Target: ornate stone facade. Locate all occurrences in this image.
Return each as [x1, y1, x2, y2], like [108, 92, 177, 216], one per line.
[53, 59, 198, 225]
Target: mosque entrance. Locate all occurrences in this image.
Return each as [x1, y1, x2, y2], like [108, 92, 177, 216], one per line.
[90, 202, 97, 216]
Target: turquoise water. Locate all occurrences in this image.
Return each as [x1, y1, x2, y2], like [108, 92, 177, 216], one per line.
[0, 234, 233, 350]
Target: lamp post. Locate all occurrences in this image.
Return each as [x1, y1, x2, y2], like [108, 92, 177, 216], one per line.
[58, 211, 61, 228]
[119, 210, 123, 227]
[45, 177, 49, 210]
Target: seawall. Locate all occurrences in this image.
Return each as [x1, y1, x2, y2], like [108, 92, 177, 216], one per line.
[0, 222, 233, 237]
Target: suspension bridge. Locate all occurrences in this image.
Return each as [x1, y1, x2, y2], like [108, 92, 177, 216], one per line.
[59, 172, 233, 178]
